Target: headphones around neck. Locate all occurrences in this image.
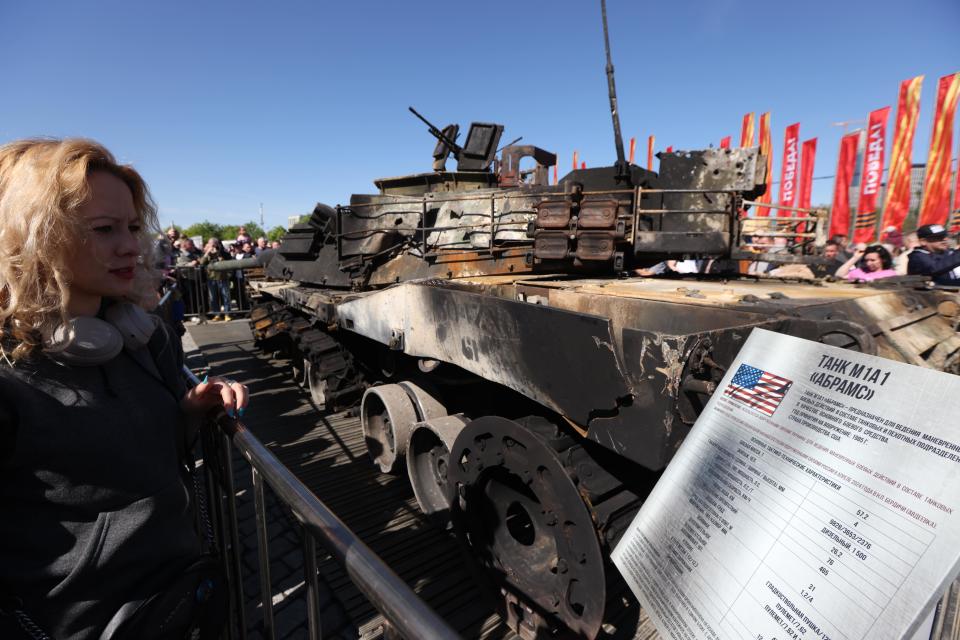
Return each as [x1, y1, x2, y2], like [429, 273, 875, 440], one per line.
[43, 302, 159, 366]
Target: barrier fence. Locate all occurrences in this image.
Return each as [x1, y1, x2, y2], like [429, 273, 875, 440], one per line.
[173, 266, 255, 321]
[181, 366, 461, 640]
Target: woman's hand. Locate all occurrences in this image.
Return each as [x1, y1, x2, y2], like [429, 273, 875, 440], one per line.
[835, 249, 864, 278]
[181, 376, 249, 419]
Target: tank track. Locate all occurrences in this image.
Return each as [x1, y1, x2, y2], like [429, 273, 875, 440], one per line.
[250, 302, 364, 410]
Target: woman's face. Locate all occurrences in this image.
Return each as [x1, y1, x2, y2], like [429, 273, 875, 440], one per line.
[64, 171, 141, 316]
[863, 252, 883, 272]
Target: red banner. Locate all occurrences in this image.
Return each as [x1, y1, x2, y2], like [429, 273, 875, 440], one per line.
[720, 136, 732, 149]
[628, 137, 636, 164]
[880, 76, 924, 234]
[918, 72, 960, 226]
[951, 141, 960, 232]
[853, 106, 891, 243]
[795, 138, 818, 243]
[755, 113, 773, 217]
[740, 113, 755, 147]
[666, 146, 673, 153]
[572, 150, 578, 172]
[798, 138, 817, 210]
[777, 123, 801, 216]
[647, 135, 655, 171]
[830, 133, 860, 239]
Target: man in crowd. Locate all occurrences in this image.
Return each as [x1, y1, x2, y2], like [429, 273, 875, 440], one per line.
[175, 237, 203, 315]
[907, 224, 960, 286]
[895, 232, 920, 275]
[271, 240, 281, 250]
[829, 233, 853, 259]
[255, 236, 268, 255]
[809, 240, 845, 278]
[234, 242, 256, 309]
[175, 237, 201, 266]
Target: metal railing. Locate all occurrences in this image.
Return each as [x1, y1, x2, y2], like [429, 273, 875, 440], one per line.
[181, 367, 461, 640]
[333, 187, 832, 263]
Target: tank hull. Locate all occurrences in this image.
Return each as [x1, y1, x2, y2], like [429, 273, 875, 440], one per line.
[252, 275, 959, 470]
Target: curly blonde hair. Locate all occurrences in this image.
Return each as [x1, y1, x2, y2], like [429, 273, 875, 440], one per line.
[0, 138, 160, 362]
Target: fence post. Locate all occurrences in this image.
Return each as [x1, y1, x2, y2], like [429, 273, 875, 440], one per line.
[220, 431, 248, 640]
[302, 527, 322, 639]
[252, 467, 276, 640]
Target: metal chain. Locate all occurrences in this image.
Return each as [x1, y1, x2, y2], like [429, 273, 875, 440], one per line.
[191, 462, 217, 552]
[9, 608, 53, 640]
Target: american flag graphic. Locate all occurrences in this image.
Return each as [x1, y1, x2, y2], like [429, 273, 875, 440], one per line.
[723, 364, 793, 416]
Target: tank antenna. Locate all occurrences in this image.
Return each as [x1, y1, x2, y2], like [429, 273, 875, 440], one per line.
[600, 0, 631, 185]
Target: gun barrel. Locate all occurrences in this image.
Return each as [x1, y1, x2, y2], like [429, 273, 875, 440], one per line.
[408, 106, 462, 154]
[600, 0, 630, 184]
[205, 255, 270, 272]
[408, 106, 433, 129]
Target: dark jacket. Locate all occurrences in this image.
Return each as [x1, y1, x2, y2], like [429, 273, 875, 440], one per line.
[907, 247, 960, 285]
[175, 247, 201, 268]
[0, 322, 201, 640]
[200, 249, 230, 282]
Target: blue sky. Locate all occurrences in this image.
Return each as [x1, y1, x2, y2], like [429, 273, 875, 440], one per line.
[1, 0, 957, 231]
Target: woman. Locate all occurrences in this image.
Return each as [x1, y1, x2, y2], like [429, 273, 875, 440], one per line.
[200, 238, 231, 321]
[0, 138, 247, 639]
[835, 244, 898, 282]
[234, 226, 251, 246]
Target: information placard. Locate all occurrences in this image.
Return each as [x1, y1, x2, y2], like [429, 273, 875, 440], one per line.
[612, 329, 960, 640]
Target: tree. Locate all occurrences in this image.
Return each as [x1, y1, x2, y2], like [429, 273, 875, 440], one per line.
[267, 225, 288, 242]
[221, 221, 266, 243]
[240, 221, 266, 241]
[220, 225, 239, 243]
[183, 221, 223, 244]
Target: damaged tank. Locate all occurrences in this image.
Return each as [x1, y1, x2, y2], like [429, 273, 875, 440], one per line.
[247, 135, 960, 638]
[242, 9, 960, 640]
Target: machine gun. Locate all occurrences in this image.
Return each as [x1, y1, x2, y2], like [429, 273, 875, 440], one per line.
[408, 106, 462, 171]
[408, 107, 504, 173]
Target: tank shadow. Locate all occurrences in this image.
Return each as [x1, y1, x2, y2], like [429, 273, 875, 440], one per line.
[189, 322, 514, 638]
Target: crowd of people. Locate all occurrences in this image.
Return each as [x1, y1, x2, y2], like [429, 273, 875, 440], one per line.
[159, 227, 282, 321]
[633, 222, 960, 285]
[817, 223, 960, 285]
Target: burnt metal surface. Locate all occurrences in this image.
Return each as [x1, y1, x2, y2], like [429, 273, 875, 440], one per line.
[367, 250, 533, 287]
[457, 122, 505, 172]
[449, 416, 609, 640]
[498, 145, 557, 188]
[266, 249, 352, 288]
[633, 148, 764, 257]
[335, 283, 632, 427]
[274, 123, 782, 294]
[407, 414, 469, 519]
[259, 273, 960, 471]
